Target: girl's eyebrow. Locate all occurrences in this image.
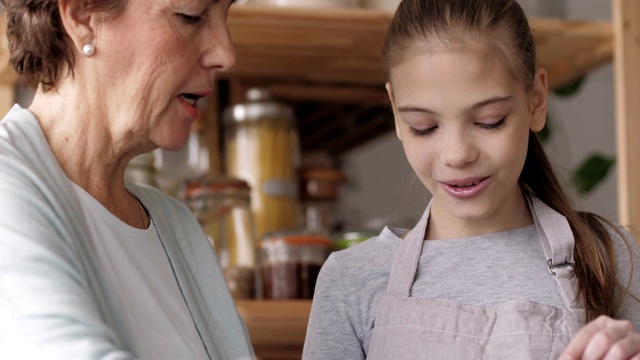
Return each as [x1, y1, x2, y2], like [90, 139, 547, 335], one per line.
[469, 96, 513, 111]
[397, 95, 513, 116]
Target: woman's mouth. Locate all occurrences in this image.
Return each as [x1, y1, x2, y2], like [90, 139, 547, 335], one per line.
[178, 93, 205, 119]
[441, 177, 490, 199]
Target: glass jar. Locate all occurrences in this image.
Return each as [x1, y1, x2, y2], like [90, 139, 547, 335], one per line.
[179, 175, 258, 299]
[260, 231, 332, 299]
[299, 168, 346, 236]
[224, 88, 301, 239]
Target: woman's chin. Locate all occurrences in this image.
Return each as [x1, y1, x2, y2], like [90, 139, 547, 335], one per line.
[155, 133, 191, 152]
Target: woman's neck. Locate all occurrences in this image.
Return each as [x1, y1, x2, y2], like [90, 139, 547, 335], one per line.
[28, 83, 137, 204]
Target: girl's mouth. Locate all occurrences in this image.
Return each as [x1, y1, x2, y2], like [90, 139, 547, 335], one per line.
[450, 180, 482, 188]
[442, 177, 490, 199]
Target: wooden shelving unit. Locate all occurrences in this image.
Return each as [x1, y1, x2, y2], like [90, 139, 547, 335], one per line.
[614, 0, 640, 234]
[225, 5, 614, 88]
[222, 5, 615, 156]
[0, 19, 17, 115]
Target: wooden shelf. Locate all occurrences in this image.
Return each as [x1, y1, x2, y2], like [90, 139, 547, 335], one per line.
[235, 300, 312, 360]
[226, 5, 614, 88]
[0, 7, 615, 155]
[222, 5, 615, 156]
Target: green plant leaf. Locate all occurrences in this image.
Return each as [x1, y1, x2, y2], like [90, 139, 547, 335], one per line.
[553, 76, 586, 97]
[572, 154, 616, 195]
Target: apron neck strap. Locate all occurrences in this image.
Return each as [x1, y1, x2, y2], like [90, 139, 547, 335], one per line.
[526, 195, 575, 269]
[385, 194, 582, 309]
[385, 203, 430, 297]
[526, 195, 581, 309]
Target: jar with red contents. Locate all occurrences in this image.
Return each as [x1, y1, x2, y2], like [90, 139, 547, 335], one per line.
[260, 231, 332, 299]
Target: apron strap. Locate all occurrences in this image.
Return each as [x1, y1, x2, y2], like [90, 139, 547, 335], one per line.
[385, 195, 582, 309]
[385, 204, 430, 297]
[527, 195, 582, 309]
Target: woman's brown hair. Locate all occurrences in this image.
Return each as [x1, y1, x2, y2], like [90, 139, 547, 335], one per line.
[2, 0, 125, 91]
[382, 0, 637, 321]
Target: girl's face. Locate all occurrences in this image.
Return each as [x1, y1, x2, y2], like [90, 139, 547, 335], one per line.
[93, 0, 235, 151]
[387, 45, 548, 238]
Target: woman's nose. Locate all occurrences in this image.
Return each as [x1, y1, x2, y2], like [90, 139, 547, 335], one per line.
[200, 23, 236, 73]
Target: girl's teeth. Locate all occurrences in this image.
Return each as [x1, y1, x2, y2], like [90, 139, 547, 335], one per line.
[452, 181, 480, 188]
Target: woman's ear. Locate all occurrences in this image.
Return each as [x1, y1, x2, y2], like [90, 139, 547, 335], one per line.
[58, 0, 96, 55]
[386, 82, 403, 142]
[529, 68, 548, 132]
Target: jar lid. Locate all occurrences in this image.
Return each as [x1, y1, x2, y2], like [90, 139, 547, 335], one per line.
[223, 87, 294, 125]
[299, 168, 347, 199]
[178, 175, 251, 200]
[299, 168, 347, 182]
[333, 230, 373, 250]
[262, 231, 333, 247]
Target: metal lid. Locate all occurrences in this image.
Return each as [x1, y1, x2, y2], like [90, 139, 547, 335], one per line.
[223, 87, 295, 125]
[178, 175, 251, 200]
[261, 234, 333, 247]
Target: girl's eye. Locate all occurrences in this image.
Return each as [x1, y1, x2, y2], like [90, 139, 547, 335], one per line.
[478, 117, 507, 130]
[410, 126, 437, 137]
[177, 13, 203, 24]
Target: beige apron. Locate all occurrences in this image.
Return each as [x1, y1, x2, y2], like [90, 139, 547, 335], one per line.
[366, 196, 585, 359]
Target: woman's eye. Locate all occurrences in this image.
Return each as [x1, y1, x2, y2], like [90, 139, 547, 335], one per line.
[177, 13, 203, 24]
[410, 126, 437, 137]
[478, 117, 507, 130]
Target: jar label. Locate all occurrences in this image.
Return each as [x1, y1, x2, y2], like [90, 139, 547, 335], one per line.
[263, 179, 297, 198]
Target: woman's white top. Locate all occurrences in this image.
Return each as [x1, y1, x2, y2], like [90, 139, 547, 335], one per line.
[74, 184, 209, 360]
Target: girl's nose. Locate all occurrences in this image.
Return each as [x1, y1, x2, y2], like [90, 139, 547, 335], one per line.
[440, 132, 479, 168]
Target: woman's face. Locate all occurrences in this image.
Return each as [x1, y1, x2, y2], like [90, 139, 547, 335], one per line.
[93, 0, 235, 151]
[387, 45, 547, 236]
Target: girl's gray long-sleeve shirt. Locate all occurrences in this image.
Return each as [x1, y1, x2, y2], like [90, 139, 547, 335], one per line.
[303, 223, 640, 359]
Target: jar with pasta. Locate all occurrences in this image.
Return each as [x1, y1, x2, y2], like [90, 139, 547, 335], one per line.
[178, 175, 259, 299]
[224, 88, 301, 239]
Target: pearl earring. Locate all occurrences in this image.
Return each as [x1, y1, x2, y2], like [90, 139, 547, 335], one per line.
[82, 44, 95, 56]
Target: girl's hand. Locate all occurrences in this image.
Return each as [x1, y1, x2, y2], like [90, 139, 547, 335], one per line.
[559, 315, 640, 360]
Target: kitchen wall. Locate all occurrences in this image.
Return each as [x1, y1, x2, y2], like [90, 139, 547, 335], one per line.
[336, 0, 622, 231]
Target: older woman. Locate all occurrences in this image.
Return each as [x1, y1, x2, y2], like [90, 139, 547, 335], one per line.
[0, 0, 255, 359]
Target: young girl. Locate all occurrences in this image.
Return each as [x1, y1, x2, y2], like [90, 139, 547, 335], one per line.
[302, 0, 640, 359]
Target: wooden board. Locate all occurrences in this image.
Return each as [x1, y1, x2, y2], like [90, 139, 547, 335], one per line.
[235, 300, 312, 360]
[0, 19, 16, 115]
[614, 0, 640, 240]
